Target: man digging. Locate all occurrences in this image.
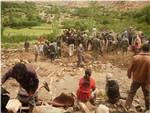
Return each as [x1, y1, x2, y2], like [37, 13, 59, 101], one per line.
[1, 63, 39, 113]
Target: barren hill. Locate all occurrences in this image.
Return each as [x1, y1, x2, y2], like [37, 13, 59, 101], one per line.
[36, 1, 150, 10]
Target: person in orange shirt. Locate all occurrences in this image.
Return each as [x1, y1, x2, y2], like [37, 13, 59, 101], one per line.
[125, 43, 150, 110]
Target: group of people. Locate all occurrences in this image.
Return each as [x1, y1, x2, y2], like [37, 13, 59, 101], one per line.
[24, 27, 150, 66]
[24, 36, 61, 62]
[60, 27, 149, 66]
[34, 40, 61, 62]
[11, 27, 149, 113]
[2, 42, 150, 113]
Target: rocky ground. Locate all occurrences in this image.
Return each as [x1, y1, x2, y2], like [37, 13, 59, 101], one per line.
[1, 48, 146, 113]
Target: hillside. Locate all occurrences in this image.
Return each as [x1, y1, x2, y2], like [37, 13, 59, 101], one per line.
[36, 1, 150, 9]
[1, 1, 150, 44]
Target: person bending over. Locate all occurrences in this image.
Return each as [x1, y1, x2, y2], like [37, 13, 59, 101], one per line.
[1, 63, 39, 113]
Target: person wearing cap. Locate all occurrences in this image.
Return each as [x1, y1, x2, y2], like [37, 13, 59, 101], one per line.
[1, 63, 39, 113]
[125, 43, 150, 110]
[77, 69, 96, 104]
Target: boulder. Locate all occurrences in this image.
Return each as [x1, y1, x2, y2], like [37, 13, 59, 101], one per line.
[96, 104, 109, 113]
[6, 99, 22, 113]
[145, 110, 150, 113]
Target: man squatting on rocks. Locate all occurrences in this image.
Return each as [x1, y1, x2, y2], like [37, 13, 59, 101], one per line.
[1, 63, 39, 113]
[125, 43, 150, 110]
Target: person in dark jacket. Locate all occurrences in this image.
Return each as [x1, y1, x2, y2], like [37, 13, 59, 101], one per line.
[1, 63, 39, 113]
[24, 39, 30, 52]
[48, 41, 56, 62]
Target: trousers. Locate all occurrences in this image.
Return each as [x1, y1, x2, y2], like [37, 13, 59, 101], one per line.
[126, 81, 150, 110]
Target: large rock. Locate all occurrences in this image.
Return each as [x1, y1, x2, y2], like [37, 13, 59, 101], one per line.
[96, 104, 109, 113]
[33, 105, 65, 113]
[145, 110, 150, 113]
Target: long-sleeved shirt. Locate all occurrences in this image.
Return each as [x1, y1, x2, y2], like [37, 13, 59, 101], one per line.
[128, 52, 150, 85]
[2, 64, 39, 94]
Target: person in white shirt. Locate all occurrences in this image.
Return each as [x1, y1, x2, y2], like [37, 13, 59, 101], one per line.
[39, 43, 44, 56]
[34, 42, 40, 62]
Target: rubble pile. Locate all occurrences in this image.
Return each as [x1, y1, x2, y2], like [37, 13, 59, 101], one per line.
[1, 49, 146, 113]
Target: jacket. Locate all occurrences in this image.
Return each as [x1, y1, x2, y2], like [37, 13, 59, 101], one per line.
[128, 52, 150, 85]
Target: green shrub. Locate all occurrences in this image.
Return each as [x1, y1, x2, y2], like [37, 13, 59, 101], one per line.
[61, 20, 75, 29]
[1, 2, 42, 28]
[133, 5, 150, 24]
[62, 19, 97, 31]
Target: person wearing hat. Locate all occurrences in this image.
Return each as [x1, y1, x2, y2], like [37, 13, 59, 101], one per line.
[1, 63, 39, 113]
[125, 43, 150, 111]
[77, 69, 96, 104]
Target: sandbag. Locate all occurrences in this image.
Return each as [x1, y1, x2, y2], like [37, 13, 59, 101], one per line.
[6, 99, 22, 113]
